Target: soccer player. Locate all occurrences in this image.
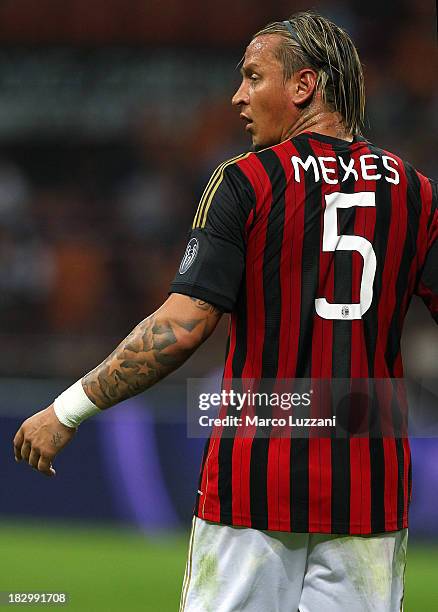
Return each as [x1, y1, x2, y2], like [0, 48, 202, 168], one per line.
[13, 11, 437, 612]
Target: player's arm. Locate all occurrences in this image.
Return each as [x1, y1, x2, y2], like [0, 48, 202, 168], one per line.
[13, 154, 255, 478]
[82, 293, 222, 407]
[12, 293, 222, 476]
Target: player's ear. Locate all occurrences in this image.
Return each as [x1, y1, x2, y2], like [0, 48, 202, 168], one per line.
[289, 68, 318, 106]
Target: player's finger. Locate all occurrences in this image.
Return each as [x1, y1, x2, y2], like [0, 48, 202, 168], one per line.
[13, 428, 24, 462]
[28, 448, 40, 469]
[20, 441, 31, 461]
[37, 455, 56, 477]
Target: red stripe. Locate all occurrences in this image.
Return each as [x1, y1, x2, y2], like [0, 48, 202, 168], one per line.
[318, 438, 332, 530]
[375, 162, 429, 530]
[308, 438, 320, 529]
[374, 154, 408, 377]
[266, 436, 281, 531]
[383, 437, 398, 530]
[275, 141, 306, 378]
[198, 155, 262, 524]
[239, 154, 270, 381]
[347, 151, 371, 533]
[393, 377, 410, 528]
[306, 436, 333, 531]
[350, 142, 375, 379]
[367, 156, 398, 534]
[223, 314, 237, 380]
[415, 172, 434, 260]
[198, 301, 237, 521]
[197, 436, 220, 522]
[231, 154, 271, 526]
[398, 173, 434, 337]
[245, 208, 255, 237]
[307, 139, 337, 379]
[199, 357, 240, 522]
[264, 141, 309, 530]
[349, 437, 371, 533]
[231, 426, 256, 526]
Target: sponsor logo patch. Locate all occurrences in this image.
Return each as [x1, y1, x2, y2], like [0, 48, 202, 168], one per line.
[179, 237, 199, 274]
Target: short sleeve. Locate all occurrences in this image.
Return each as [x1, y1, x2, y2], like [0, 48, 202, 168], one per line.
[415, 180, 438, 323]
[169, 155, 254, 312]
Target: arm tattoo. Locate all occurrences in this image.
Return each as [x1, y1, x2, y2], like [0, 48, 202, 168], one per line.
[82, 300, 222, 409]
[189, 297, 222, 316]
[52, 432, 62, 447]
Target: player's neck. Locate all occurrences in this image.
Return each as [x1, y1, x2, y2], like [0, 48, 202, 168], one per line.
[283, 110, 353, 143]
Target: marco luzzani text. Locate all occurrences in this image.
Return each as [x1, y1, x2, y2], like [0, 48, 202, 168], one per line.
[197, 390, 336, 428]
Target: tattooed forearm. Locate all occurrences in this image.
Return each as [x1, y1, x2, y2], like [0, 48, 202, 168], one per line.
[82, 297, 222, 409]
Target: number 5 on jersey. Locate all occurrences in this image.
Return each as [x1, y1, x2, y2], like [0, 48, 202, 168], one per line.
[315, 192, 377, 320]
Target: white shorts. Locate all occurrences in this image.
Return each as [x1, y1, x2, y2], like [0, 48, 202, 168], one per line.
[180, 517, 407, 612]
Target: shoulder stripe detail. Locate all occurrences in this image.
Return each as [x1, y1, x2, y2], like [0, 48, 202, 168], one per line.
[192, 153, 250, 229]
[199, 153, 251, 229]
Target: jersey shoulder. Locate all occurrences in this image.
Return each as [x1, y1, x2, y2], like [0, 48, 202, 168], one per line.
[192, 151, 256, 230]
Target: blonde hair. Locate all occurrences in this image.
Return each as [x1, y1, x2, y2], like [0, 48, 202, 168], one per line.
[253, 11, 366, 135]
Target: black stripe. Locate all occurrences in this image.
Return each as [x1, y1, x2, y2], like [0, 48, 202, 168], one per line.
[217, 298, 247, 522]
[385, 164, 421, 373]
[290, 439, 309, 532]
[195, 440, 211, 515]
[390, 374, 406, 521]
[386, 164, 421, 532]
[215, 161, 256, 524]
[232, 291, 248, 378]
[249, 438, 270, 529]
[222, 328, 231, 375]
[362, 146, 392, 533]
[258, 148, 286, 378]
[292, 137, 322, 377]
[248, 148, 286, 528]
[330, 438, 350, 534]
[217, 350, 246, 522]
[287, 136, 321, 531]
[395, 437, 405, 530]
[361, 146, 392, 376]
[369, 437, 386, 532]
[217, 378, 246, 524]
[332, 148, 355, 378]
[228, 162, 255, 382]
[218, 437, 234, 522]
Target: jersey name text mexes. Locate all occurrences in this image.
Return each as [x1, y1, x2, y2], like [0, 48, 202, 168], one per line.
[291, 153, 400, 184]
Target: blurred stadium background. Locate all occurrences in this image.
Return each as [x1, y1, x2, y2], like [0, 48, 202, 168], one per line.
[0, 0, 436, 609]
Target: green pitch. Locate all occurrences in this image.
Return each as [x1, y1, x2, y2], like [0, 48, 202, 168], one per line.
[0, 521, 436, 610]
[0, 521, 187, 611]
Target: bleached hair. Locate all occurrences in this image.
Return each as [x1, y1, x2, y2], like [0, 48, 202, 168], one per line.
[253, 11, 366, 135]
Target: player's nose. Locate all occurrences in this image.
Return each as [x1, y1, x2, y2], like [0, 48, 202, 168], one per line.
[232, 81, 249, 107]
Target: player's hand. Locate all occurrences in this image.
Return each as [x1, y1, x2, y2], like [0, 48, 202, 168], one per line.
[13, 404, 77, 477]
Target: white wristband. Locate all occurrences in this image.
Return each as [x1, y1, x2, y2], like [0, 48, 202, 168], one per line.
[54, 380, 101, 428]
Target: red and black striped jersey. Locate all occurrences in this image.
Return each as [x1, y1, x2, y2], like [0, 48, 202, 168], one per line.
[170, 131, 438, 535]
